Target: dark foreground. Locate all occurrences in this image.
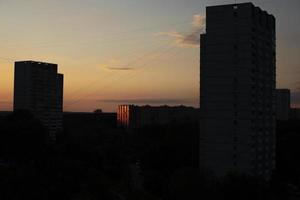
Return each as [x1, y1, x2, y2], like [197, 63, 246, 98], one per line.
[0, 111, 299, 200]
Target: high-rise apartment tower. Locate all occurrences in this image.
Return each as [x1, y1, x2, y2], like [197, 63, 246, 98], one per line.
[200, 3, 276, 179]
[14, 61, 64, 141]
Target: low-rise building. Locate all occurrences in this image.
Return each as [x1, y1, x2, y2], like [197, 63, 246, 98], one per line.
[290, 108, 300, 120]
[276, 89, 291, 120]
[117, 105, 199, 129]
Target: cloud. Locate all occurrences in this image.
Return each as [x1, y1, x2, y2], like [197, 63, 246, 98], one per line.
[100, 59, 134, 71]
[157, 14, 206, 48]
[98, 98, 195, 105]
[105, 67, 133, 71]
[191, 14, 206, 28]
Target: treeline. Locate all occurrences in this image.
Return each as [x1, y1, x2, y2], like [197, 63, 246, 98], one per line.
[0, 111, 299, 199]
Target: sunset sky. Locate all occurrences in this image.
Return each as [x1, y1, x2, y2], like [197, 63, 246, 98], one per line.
[0, 0, 299, 112]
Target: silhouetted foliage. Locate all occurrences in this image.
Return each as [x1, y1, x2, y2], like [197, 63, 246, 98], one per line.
[0, 111, 138, 200]
[0, 110, 47, 161]
[129, 122, 199, 199]
[0, 112, 299, 199]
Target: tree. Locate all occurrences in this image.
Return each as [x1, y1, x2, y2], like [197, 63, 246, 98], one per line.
[0, 110, 47, 161]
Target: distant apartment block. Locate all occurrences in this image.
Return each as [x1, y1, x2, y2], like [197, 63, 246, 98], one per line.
[290, 108, 300, 120]
[14, 61, 64, 141]
[200, 3, 276, 179]
[276, 89, 290, 120]
[117, 105, 199, 129]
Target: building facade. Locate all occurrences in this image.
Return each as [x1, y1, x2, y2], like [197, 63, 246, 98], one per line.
[14, 61, 64, 141]
[117, 105, 199, 129]
[200, 3, 276, 179]
[276, 89, 291, 120]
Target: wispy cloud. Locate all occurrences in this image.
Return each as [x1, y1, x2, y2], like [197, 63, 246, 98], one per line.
[191, 14, 205, 28]
[105, 67, 133, 71]
[157, 14, 206, 48]
[100, 59, 134, 71]
[99, 98, 195, 105]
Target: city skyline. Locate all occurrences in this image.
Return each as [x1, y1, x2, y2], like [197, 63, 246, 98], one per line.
[1, 0, 299, 112]
[0, 1, 300, 199]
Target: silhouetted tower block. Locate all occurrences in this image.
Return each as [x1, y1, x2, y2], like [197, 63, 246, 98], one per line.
[200, 3, 276, 179]
[276, 89, 290, 120]
[14, 61, 64, 141]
